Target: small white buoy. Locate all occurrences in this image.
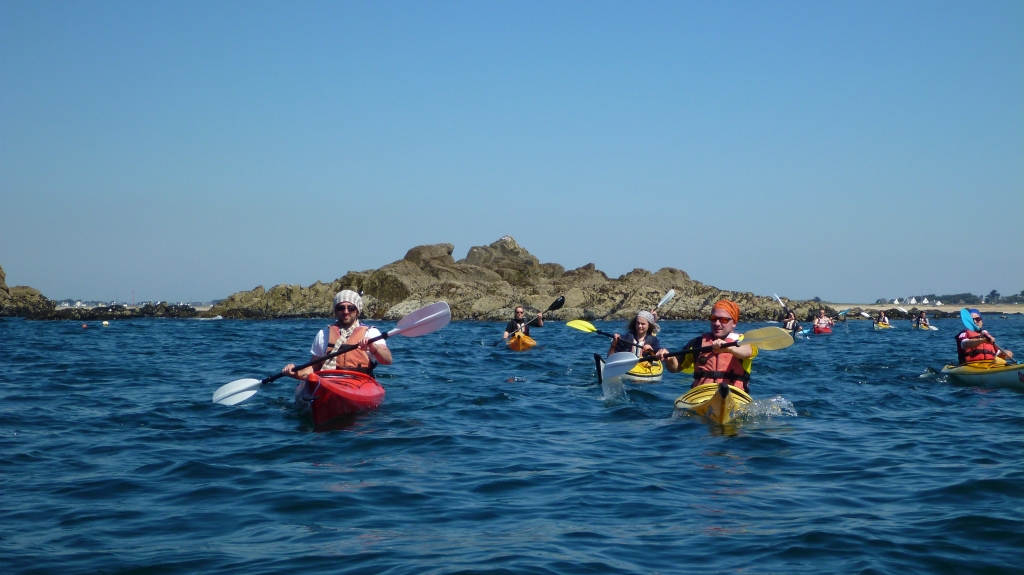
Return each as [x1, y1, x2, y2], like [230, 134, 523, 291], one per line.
[102, 321, 109, 326]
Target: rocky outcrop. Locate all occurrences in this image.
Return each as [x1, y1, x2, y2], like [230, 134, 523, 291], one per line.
[204, 236, 839, 322]
[0, 264, 10, 305]
[0, 285, 56, 318]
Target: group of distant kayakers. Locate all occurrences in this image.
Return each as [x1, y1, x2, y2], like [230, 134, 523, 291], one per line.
[282, 290, 1015, 400]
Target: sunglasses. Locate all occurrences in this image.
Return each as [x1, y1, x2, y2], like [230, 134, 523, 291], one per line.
[335, 304, 359, 313]
[709, 316, 733, 324]
[972, 316, 982, 323]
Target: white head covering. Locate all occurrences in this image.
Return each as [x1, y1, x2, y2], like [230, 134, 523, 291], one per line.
[333, 290, 363, 312]
[635, 310, 659, 335]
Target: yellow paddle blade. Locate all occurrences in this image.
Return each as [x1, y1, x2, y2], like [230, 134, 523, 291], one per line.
[739, 326, 795, 351]
[566, 319, 597, 333]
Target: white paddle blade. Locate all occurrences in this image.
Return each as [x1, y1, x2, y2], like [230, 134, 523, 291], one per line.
[391, 302, 451, 338]
[897, 307, 908, 314]
[657, 289, 676, 309]
[861, 312, 872, 318]
[212, 378, 263, 404]
[603, 352, 641, 379]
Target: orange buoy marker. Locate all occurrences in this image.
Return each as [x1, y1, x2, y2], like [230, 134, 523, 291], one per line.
[81, 324, 87, 328]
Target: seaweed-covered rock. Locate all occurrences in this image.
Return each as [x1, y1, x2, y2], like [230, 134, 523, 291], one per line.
[204, 236, 831, 322]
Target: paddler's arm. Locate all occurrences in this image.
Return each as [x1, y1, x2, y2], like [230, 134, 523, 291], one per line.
[608, 334, 622, 357]
[535, 312, 544, 327]
[282, 360, 318, 380]
[712, 340, 754, 359]
[360, 338, 392, 365]
[661, 349, 682, 373]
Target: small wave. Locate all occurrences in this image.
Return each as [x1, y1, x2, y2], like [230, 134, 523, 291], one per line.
[600, 378, 629, 405]
[739, 395, 798, 420]
[196, 315, 223, 321]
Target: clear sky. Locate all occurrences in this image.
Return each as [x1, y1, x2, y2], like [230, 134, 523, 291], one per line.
[2, 1, 1021, 304]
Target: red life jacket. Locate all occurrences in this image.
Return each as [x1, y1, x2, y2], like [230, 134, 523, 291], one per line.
[957, 329, 997, 364]
[323, 325, 375, 374]
[686, 334, 753, 392]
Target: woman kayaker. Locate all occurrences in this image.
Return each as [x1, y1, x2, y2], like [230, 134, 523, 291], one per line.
[914, 311, 931, 329]
[281, 290, 392, 379]
[659, 300, 756, 392]
[813, 309, 834, 333]
[875, 310, 890, 327]
[503, 305, 543, 339]
[956, 309, 1014, 364]
[782, 311, 801, 335]
[609, 310, 663, 358]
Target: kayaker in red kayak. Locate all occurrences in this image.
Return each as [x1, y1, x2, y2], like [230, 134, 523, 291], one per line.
[956, 309, 1013, 364]
[502, 306, 543, 339]
[813, 309, 834, 333]
[609, 310, 663, 358]
[281, 290, 393, 379]
[658, 300, 757, 392]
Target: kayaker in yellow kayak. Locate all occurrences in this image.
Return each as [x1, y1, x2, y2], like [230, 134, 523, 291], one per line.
[914, 311, 931, 330]
[874, 310, 890, 327]
[503, 305, 543, 339]
[281, 290, 393, 379]
[608, 310, 663, 358]
[956, 309, 1013, 364]
[782, 310, 801, 334]
[659, 300, 756, 392]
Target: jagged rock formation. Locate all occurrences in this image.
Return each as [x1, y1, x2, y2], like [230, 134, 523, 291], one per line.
[0, 264, 10, 306]
[204, 236, 846, 321]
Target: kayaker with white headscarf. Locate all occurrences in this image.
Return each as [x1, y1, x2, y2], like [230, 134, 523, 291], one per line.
[609, 310, 663, 358]
[281, 290, 392, 380]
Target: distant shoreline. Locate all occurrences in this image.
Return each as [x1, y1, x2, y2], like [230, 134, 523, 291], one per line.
[825, 302, 1022, 314]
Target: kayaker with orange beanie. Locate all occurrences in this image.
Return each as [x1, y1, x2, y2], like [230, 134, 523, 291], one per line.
[282, 290, 393, 380]
[956, 309, 1013, 365]
[657, 299, 757, 392]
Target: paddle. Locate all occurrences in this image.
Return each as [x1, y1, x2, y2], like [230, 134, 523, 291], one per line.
[655, 289, 675, 311]
[959, 308, 1016, 364]
[492, 296, 565, 347]
[212, 301, 452, 405]
[567, 319, 646, 352]
[603, 326, 795, 379]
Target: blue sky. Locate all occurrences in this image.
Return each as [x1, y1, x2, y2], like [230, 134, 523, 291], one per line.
[2, 1, 1021, 303]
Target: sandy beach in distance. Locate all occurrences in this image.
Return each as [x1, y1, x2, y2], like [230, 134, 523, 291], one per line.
[824, 302, 1023, 314]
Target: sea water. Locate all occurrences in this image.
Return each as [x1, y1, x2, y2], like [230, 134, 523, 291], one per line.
[1, 316, 1022, 574]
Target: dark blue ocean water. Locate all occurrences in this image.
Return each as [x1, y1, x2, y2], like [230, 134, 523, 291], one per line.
[2, 315, 1023, 574]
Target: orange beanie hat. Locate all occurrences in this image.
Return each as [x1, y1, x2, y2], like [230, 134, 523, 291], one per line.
[712, 300, 740, 323]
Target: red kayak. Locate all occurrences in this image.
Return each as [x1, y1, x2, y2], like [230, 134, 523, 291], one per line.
[294, 370, 385, 426]
[813, 325, 832, 335]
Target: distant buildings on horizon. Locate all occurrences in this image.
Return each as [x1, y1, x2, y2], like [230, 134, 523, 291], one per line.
[54, 299, 223, 308]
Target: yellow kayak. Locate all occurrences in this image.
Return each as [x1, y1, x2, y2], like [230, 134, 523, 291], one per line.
[507, 332, 536, 352]
[625, 358, 663, 383]
[594, 354, 663, 384]
[674, 383, 752, 425]
[941, 361, 1024, 391]
[912, 324, 938, 331]
[874, 323, 894, 330]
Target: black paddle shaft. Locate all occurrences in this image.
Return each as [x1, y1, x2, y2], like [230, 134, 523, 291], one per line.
[265, 331, 391, 384]
[594, 329, 646, 352]
[636, 341, 742, 364]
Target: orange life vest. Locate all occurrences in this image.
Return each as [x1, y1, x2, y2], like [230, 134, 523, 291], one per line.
[685, 334, 754, 392]
[323, 325, 375, 374]
[957, 329, 997, 364]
